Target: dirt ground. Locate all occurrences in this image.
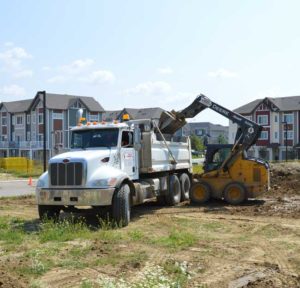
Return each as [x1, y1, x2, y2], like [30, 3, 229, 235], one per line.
[0, 162, 299, 287]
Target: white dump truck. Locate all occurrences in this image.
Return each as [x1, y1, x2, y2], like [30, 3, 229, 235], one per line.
[36, 112, 192, 226]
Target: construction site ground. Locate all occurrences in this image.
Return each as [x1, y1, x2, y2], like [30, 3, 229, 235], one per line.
[0, 162, 299, 287]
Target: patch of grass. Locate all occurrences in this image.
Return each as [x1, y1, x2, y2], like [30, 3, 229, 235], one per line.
[128, 229, 145, 241]
[163, 259, 190, 287]
[0, 217, 27, 247]
[151, 229, 197, 250]
[201, 222, 224, 232]
[80, 279, 94, 288]
[39, 218, 92, 243]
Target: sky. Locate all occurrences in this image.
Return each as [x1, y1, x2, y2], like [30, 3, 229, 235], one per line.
[1, 0, 300, 125]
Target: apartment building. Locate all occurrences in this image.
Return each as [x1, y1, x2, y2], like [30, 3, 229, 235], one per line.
[229, 96, 300, 161]
[103, 107, 164, 123]
[176, 122, 229, 144]
[0, 92, 104, 160]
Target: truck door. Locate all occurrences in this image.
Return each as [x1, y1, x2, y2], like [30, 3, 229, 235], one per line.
[120, 131, 138, 179]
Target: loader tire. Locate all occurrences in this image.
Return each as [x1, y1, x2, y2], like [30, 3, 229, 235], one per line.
[112, 184, 131, 227]
[190, 181, 211, 204]
[38, 205, 61, 221]
[223, 182, 246, 205]
[179, 173, 191, 201]
[165, 174, 181, 206]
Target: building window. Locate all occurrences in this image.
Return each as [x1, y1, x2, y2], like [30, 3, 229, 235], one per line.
[257, 115, 268, 125]
[32, 113, 36, 124]
[283, 113, 293, 124]
[89, 114, 99, 122]
[274, 131, 278, 139]
[16, 116, 23, 125]
[195, 128, 206, 136]
[38, 134, 44, 142]
[53, 112, 63, 119]
[38, 113, 43, 124]
[274, 115, 278, 122]
[1, 116, 7, 126]
[258, 131, 268, 140]
[283, 131, 293, 140]
[27, 115, 30, 124]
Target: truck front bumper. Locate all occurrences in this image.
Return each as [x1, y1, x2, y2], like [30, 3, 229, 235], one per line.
[36, 187, 115, 206]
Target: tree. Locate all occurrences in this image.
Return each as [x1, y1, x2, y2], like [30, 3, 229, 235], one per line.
[190, 134, 205, 152]
[217, 134, 228, 144]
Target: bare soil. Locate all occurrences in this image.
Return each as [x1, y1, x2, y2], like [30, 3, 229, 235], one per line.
[0, 162, 299, 287]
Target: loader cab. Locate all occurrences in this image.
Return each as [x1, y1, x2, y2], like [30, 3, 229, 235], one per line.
[204, 144, 233, 172]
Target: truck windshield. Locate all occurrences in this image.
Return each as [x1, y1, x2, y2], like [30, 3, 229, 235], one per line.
[71, 129, 119, 149]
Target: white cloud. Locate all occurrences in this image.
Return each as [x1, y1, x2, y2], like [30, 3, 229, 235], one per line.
[208, 68, 238, 78]
[42, 66, 51, 71]
[47, 59, 115, 85]
[60, 58, 94, 75]
[13, 69, 33, 79]
[0, 45, 32, 69]
[125, 81, 172, 97]
[47, 75, 68, 84]
[0, 84, 26, 97]
[157, 67, 173, 75]
[4, 42, 14, 47]
[81, 70, 115, 84]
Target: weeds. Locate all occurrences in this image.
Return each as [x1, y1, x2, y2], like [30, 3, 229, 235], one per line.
[39, 218, 91, 243]
[151, 229, 197, 250]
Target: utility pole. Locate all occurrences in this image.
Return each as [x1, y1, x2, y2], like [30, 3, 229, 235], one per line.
[283, 121, 288, 162]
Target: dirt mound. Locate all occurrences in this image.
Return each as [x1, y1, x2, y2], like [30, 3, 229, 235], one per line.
[270, 162, 300, 198]
[0, 269, 27, 288]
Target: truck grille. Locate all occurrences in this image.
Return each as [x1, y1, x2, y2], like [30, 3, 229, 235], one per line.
[50, 162, 83, 186]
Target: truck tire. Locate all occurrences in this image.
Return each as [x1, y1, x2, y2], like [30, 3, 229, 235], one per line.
[38, 205, 61, 221]
[223, 182, 246, 205]
[190, 181, 211, 204]
[112, 184, 131, 227]
[165, 174, 181, 206]
[179, 173, 191, 201]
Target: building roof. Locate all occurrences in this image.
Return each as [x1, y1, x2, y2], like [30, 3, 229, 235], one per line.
[30, 92, 105, 112]
[103, 107, 164, 121]
[103, 110, 122, 121]
[234, 95, 300, 114]
[0, 99, 32, 113]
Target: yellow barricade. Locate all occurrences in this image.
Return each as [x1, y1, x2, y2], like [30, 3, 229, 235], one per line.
[0, 157, 34, 172]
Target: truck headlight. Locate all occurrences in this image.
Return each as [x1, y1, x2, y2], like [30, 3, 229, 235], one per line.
[91, 177, 118, 187]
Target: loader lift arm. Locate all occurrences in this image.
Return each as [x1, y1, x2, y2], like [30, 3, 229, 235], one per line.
[158, 94, 262, 151]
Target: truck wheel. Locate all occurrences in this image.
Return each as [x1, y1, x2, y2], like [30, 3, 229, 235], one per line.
[112, 184, 131, 227]
[223, 182, 246, 205]
[190, 181, 211, 204]
[165, 174, 181, 206]
[179, 173, 191, 201]
[38, 205, 61, 221]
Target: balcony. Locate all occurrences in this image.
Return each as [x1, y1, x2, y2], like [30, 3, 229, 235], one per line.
[0, 141, 49, 149]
